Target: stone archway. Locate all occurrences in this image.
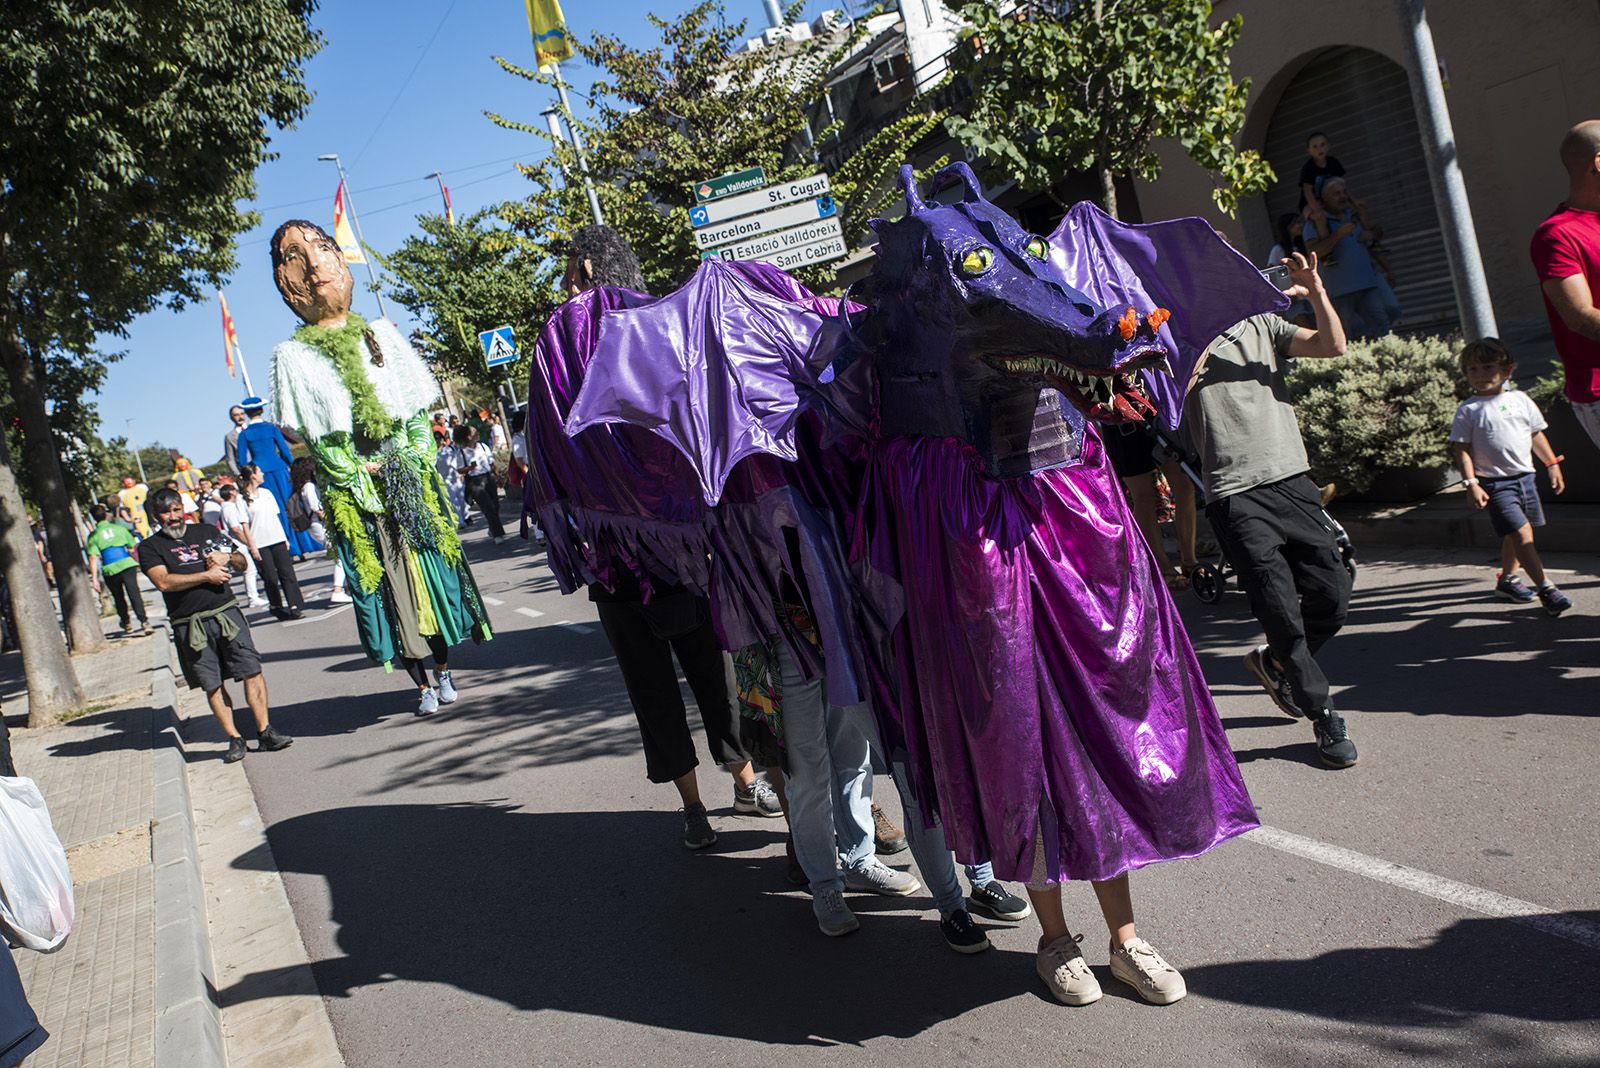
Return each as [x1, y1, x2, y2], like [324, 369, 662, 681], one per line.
[1259, 45, 1456, 334]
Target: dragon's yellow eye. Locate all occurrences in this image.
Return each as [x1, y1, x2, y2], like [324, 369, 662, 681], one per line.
[960, 247, 996, 276]
[1025, 237, 1049, 259]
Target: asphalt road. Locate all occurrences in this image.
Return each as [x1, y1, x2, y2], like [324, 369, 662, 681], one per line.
[221, 511, 1600, 1068]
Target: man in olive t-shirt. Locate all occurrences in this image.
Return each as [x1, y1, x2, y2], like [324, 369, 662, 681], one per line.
[1185, 250, 1359, 769]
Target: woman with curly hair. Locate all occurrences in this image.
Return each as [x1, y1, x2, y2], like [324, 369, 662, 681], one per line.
[268, 219, 491, 714]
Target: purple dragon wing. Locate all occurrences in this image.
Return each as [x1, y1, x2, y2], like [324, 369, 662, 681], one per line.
[566, 259, 836, 506]
[1048, 203, 1288, 431]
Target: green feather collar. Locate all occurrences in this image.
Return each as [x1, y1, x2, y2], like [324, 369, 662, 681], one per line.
[292, 313, 396, 441]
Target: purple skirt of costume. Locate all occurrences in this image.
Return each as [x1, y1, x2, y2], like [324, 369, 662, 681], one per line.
[860, 427, 1258, 885]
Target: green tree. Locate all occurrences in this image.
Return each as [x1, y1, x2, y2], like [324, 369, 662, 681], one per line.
[488, 0, 946, 295]
[2, 347, 126, 508]
[380, 210, 559, 398]
[946, 0, 1272, 219]
[0, 1, 320, 712]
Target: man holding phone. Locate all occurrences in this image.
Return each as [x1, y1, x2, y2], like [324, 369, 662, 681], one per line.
[1184, 251, 1359, 769]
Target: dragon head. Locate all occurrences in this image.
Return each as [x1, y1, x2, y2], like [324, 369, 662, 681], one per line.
[868, 163, 1169, 426]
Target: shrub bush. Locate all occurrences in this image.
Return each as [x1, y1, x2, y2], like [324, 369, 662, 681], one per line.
[1285, 333, 1462, 495]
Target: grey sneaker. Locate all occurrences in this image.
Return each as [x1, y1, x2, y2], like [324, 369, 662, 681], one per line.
[733, 778, 783, 818]
[1109, 937, 1187, 1005]
[812, 887, 860, 937]
[1037, 933, 1102, 1006]
[436, 670, 458, 704]
[843, 857, 921, 897]
[1243, 644, 1301, 719]
[683, 802, 716, 850]
[417, 687, 439, 716]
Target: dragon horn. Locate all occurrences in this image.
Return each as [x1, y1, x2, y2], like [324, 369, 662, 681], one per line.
[930, 161, 984, 203]
[899, 163, 925, 213]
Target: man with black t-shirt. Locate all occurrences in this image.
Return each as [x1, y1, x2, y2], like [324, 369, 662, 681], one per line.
[139, 488, 293, 764]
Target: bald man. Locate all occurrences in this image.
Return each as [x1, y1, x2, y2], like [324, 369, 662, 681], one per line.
[1531, 120, 1600, 450]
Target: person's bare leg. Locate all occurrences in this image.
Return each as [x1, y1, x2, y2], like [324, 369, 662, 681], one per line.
[765, 765, 790, 816]
[1121, 473, 1178, 579]
[1510, 524, 1547, 585]
[242, 673, 271, 733]
[727, 760, 755, 789]
[1028, 885, 1074, 946]
[1162, 459, 1198, 572]
[1091, 874, 1137, 947]
[672, 768, 702, 808]
[206, 686, 241, 739]
[1500, 534, 1520, 580]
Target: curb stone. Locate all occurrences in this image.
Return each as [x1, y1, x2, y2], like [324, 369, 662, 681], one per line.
[147, 623, 227, 1068]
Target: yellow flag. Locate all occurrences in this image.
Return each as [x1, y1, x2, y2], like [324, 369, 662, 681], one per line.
[526, 0, 574, 67]
[332, 181, 366, 265]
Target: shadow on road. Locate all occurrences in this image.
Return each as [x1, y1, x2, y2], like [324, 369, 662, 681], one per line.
[227, 803, 1034, 1046]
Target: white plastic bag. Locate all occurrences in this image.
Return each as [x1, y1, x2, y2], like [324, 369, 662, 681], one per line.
[0, 776, 74, 952]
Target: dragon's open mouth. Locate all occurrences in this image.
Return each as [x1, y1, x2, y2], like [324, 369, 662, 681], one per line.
[985, 351, 1169, 423]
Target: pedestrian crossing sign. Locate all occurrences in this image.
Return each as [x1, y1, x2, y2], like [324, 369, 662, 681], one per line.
[479, 325, 518, 369]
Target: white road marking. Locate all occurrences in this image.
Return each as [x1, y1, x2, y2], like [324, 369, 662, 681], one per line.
[281, 603, 353, 628]
[482, 596, 505, 606]
[515, 606, 545, 620]
[1245, 824, 1600, 952]
[556, 619, 596, 635]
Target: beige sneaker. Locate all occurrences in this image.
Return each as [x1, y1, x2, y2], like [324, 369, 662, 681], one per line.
[1109, 937, 1187, 1005]
[1036, 934, 1103, 1006]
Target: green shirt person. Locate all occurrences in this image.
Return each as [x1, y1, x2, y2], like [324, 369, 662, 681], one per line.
[87, 505, 150, 634]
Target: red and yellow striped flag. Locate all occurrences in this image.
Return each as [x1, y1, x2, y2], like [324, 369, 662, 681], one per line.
[333, 181, 366, 264]
[218, 289, 239, 378]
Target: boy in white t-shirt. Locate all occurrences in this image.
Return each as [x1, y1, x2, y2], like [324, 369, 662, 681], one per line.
[1449, 339, 1571, 616]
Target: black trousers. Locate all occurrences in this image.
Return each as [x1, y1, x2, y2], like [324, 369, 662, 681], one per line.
[594, 594, 749, 784]
[255, 541, 304, 611]
[0, 715, 14, 777]
[1207, 476, 1351, 716]
[465, 472, 504, 538]
[105, 567, 147, 627]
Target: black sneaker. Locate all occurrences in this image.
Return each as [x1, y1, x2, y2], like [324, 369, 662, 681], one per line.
[1538, 584, 1572, 618]
[1311, 709, 1358, 768]
[872, 802, 908, 855]
[256, 726, 294, 753]
[968, 880, 1033, 921]
[940, 909, 991, 954]
[1244, 645, 1302, 719]
[683, 802, 716, 850]
[223, 736, 247, 764]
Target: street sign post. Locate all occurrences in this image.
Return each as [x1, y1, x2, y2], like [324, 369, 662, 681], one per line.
[693, 166, 767, 203]
[702, 217, 843, 263]
[690, 174, 831, 227]
[691, 196, 837, 251]
[478, 325, 518, 369]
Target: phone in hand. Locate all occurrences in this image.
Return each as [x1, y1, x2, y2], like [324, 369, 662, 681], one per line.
[1262, 264, 1293, 291]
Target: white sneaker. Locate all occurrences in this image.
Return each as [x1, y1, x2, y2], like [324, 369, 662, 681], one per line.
[436, 671, 458, 704]
[417, 687, 439, 716]
[1037, 934, 1103, 1006]
[329, 588, 352, 604]
[1109, 936, 1187, 1005]
[493, 535, 509, 545]
[248, 599, 270, 609]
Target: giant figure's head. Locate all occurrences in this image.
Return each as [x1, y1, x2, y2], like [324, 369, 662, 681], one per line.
[866, 163, 1169, 427]
[271, 219, 354, 326]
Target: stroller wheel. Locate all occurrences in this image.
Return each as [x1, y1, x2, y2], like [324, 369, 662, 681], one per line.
[1190, 563, 1225, 604]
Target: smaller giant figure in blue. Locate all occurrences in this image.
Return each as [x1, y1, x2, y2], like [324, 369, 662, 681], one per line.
[236, 395, 319, 556]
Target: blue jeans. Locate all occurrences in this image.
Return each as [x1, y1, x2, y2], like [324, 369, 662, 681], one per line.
[1331, 285, 1393, 339]
[886, 758, 974, 917]
[778, 642, 876, 893]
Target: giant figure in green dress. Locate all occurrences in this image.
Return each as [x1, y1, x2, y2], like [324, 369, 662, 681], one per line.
[267, 219, 491, 715]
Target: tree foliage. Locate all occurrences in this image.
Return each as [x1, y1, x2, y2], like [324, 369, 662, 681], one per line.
[946, 0, 1272, 218]
[487, 0, 946, 295]
[381, 210, 559, 396]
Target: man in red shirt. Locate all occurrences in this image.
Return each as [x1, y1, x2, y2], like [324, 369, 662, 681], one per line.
[1531, 120, 1600, 449]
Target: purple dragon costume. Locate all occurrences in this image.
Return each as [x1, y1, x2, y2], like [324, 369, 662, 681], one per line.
[527, 163, 1287, 885]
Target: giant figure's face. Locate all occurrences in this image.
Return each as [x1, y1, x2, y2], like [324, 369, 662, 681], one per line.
[274, 225, 354, 326]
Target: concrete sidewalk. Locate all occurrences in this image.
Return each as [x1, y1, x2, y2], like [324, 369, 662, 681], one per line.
[1330, 483, 1597, 553]
[4, 631, 220, 1067]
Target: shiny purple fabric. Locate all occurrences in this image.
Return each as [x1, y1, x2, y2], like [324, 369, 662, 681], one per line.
[1049, 203, 1289, 432]
[860, 430, 1258, 884]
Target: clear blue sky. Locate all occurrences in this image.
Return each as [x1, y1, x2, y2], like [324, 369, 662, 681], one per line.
[102, 0, 834, 469]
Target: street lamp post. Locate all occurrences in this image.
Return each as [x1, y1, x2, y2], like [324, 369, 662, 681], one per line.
[316, 153, 388, 319]
[125, 419, 146, 483]
[423, 171, 453, 226]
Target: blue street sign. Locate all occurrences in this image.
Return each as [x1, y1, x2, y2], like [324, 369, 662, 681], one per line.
[690, 204, 710, 227]
[479, 325, 517, 369]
